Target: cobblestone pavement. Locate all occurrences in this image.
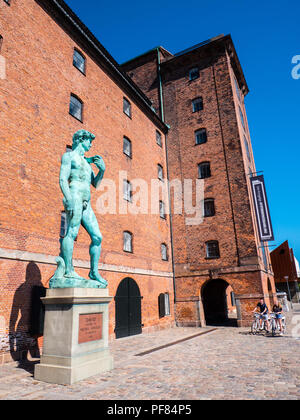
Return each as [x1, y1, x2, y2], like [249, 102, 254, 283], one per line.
[0, 314, 299, 400]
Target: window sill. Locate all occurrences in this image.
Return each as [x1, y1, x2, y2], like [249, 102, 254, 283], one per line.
[205, 256, 220, 260]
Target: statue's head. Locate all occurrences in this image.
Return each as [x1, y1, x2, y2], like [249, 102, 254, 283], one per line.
[72, 129, 95, 151]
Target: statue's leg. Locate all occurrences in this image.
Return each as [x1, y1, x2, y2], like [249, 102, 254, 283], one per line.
[60, 201, 82, 276]
[81, 203, 107, 286]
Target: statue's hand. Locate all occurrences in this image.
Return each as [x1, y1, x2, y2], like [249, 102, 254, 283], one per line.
[93, 155, 105, 172]
[65, 199, 75, 218]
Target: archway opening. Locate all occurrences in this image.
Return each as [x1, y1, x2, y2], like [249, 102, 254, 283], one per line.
[202, 279, 237, 326]
[114, 277, 142, 339]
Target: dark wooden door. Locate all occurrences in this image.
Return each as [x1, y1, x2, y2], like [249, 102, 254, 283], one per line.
[115, 278, 142, 339]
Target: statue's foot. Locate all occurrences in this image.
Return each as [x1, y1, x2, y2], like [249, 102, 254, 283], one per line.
[89, 271, 108, 288]
[64, 271, 84, 280]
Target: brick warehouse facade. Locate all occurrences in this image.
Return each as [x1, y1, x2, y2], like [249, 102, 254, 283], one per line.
[121, 37, 276, 328]
[0, 0, 276, 364]
[0, 0, 175, 364]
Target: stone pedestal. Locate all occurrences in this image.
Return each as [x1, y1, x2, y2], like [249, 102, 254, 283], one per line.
[34, 288, 113, 385]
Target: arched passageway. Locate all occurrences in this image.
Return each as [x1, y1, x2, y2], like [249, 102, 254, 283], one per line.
[114, 278, 142, 339]
[202, 279, 237, 326]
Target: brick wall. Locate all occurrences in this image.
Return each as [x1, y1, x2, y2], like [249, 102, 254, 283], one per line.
[0, 0, 174, 362]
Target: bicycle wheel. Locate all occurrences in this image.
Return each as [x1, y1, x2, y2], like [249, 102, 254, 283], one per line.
[271, 319, 276, 336]
[251, 320, 258, 335]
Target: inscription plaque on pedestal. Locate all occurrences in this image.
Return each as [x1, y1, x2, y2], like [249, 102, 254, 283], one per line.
[78, 313, 103, 344]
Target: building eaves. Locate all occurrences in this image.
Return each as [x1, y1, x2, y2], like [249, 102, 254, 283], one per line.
[36, 0, 168, 132]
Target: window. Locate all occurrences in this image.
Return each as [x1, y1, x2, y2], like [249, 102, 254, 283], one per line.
[189, 67, 199, 81]
[123, 231, 133, 253]
[161, 243, 168, 261]
[159, 201, 166, 219]
[66, 145, 72, 152]
[244, 136, 251, 161]
[195, 128, 207, 145]
[158, 293, 170, 318]
[206, 241, 220, 259]
[230, 292, 236, 307]
[123, 97, 131, 118]
[239, 106, 245, 129]
[156, 130, 162, 147]
[123, 136, 132, 158]
[60, 211, 68, 238]
[0, 36, 3, 52]
[234, 77, 241, 102]
[123, 180, 132, 202]
[192, 97, 203, 112]
[203, 199, 215, 217]
[3, 0, 10, 5]
[158, 164, 164, 181]
[73, 49, 86, 74]
[69, 94, 83, 122]
[198, 162, 211, 179]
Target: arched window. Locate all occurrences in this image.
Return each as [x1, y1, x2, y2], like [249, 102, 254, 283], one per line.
[192, 97, 203, 112]
[123, 97, 131, 118]
[161, 243, 168, 261]
[73, 48, 86, 74]
[198, 162, 211, 179]
[203, 198, 215, 217]
[195, 128, 207, 145]
[205, 241, 220, 259]
[123, 231, 133, 253]
[69, 94, 83, 122]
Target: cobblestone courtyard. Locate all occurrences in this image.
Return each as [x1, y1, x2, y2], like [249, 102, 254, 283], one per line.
[0, 313, 299, 400]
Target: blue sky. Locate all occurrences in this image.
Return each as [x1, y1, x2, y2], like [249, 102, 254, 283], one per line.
[66, 0, 300, 257]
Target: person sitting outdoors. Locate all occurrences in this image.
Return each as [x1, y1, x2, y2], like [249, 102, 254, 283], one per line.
[253, 298, 270, 332]
[272, 303, 284, 335]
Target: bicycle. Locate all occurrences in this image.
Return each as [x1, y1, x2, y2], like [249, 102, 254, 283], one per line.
[251, 312, 269, 335]
[269, 312, 286, 336]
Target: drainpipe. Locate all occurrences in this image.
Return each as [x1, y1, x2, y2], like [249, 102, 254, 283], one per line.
[156, 48, 176, 304]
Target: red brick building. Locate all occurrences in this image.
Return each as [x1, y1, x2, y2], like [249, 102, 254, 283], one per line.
[121, 36, 276, 327]
[271, 241, 300, 302]
[0, 0, 276, 365]
[0, 0, 174, 364]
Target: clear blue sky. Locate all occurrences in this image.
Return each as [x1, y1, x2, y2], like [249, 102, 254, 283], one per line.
[66, 0, 300, 258]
